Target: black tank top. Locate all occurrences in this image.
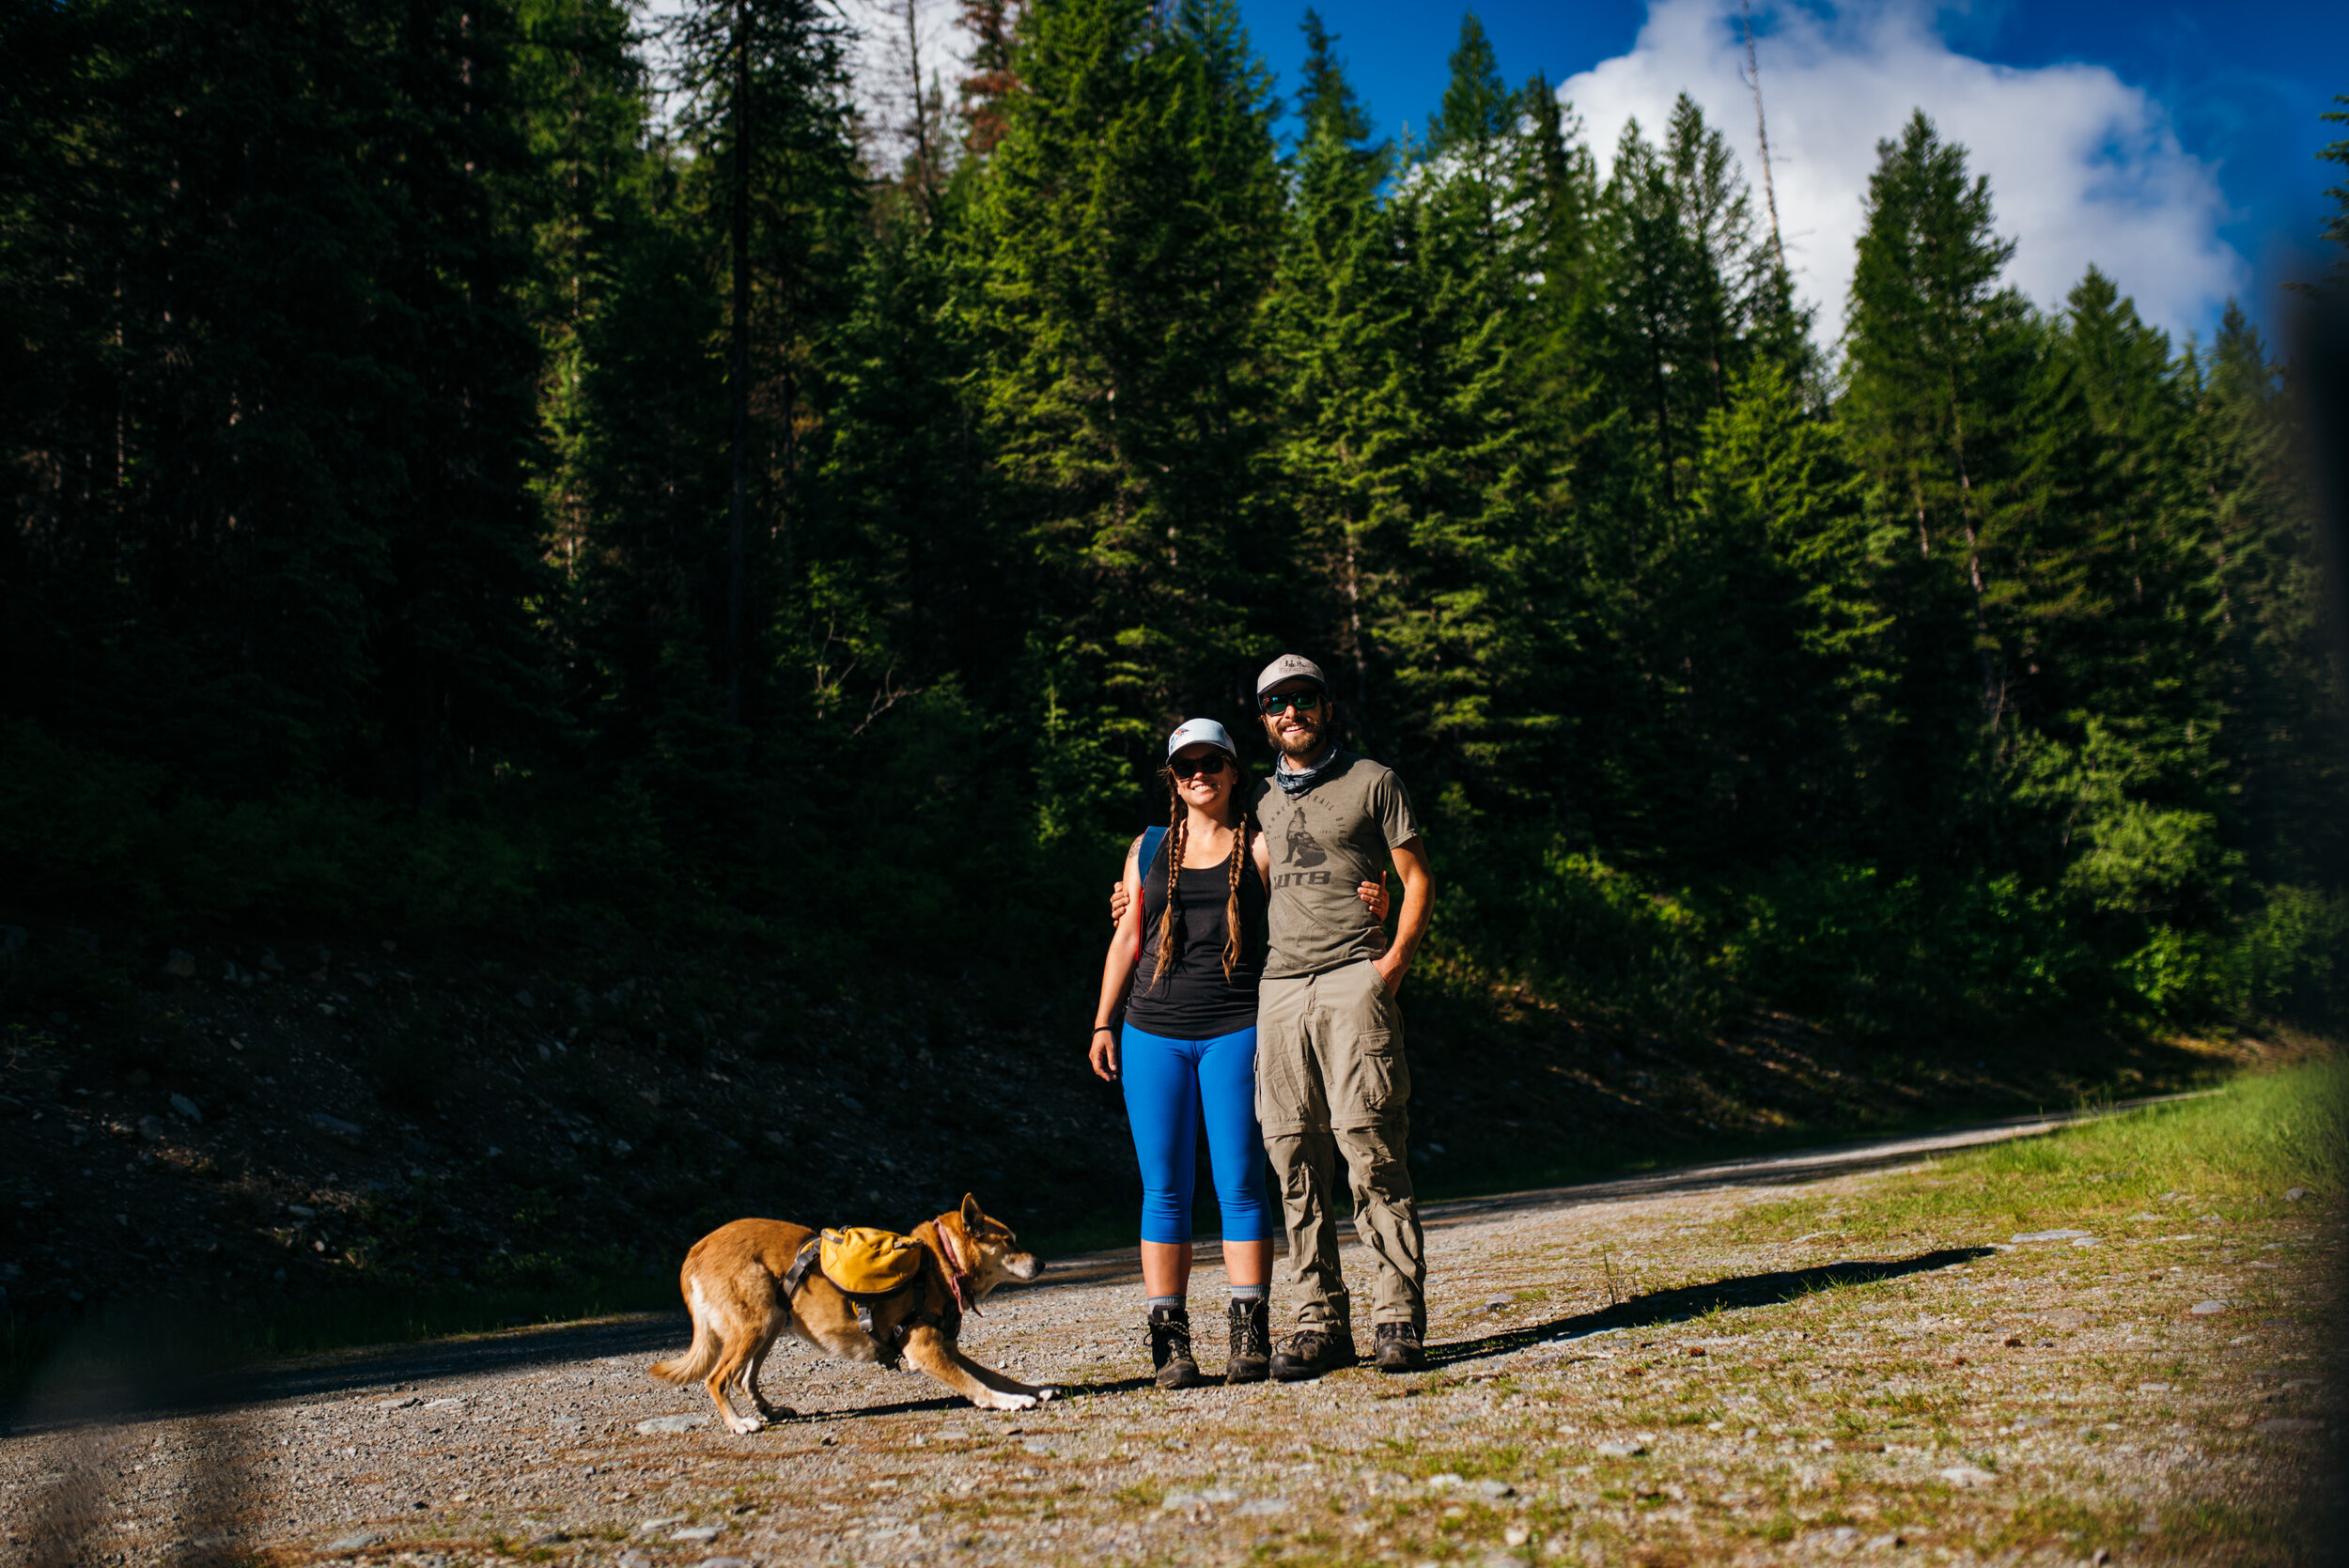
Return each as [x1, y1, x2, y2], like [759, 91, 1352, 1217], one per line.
[1124, 840, 1267, 1041]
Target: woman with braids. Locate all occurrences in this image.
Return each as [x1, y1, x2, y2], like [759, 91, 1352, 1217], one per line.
[1088, 719, 1388, 1387]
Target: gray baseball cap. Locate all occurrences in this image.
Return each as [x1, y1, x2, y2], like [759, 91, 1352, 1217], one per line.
[1165, 718, 1237, 762]
[1255, 654, 1330, 696]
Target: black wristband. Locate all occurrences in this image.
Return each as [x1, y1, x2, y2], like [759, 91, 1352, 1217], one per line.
[1092, 1026, 1114, 1035]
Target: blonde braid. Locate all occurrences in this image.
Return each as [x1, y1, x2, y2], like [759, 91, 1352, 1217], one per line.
[1148, 783, 1186, 992]
[1221, 814, 1249, 982]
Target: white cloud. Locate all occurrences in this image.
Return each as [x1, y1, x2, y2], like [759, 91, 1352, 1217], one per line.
[1559, 0, 2247, 349]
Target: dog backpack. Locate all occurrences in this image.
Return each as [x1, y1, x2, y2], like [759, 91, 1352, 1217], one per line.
[817, 1227, 925, 1296]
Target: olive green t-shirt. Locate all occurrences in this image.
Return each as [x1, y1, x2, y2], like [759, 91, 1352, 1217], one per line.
[1249, 752, 1423, 979]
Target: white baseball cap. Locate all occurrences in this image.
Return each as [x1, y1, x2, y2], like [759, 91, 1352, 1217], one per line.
[1165, 718, 1237, 762]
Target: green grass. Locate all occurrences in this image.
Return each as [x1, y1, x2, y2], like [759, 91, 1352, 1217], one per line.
[1723, 1056, 2347, 1250]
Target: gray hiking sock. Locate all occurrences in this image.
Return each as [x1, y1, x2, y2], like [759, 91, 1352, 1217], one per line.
[1145, 1295, 1186, 1312]
[1227, 1284, 1269, 1302]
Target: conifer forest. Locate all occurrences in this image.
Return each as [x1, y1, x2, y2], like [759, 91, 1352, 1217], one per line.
[4, 0, 2346, 1050]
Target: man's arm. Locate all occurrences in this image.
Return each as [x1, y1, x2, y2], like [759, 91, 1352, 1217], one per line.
[1374, 835, 1432, 995]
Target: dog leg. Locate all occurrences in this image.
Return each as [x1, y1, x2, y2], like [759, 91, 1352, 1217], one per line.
[744, 1321, 795, 1421]
[706, 1333, 766, 1436]
[963, 1358, 1062, 1404]
[899, 1326, 1056, 1411]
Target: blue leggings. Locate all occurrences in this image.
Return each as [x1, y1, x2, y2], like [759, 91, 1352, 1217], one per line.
[1119, 1022, 1275, 1247]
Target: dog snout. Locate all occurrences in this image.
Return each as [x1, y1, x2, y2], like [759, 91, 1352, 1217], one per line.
[1008, 1252, 1041, 1281]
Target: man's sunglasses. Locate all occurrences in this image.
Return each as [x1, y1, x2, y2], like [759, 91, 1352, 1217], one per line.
[1169, 753, 1229, 780]
[1260, 689, 1325, 716]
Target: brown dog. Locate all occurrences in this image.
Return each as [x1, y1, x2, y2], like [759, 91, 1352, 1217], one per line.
[647, 1194, 1054, 1430]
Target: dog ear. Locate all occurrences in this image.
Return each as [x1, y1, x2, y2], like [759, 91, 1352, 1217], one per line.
[959, 1192, 982, 1231]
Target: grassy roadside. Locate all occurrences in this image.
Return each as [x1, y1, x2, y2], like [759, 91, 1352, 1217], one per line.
[1334, 1055, 2349, 1568]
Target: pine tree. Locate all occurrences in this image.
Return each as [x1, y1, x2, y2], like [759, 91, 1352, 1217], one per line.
[969, 0, 1283, 739]
[1840, 111, 2037, 856]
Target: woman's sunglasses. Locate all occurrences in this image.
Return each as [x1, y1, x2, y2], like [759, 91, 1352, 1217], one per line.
[1169, 753, 1229, 780]
[1260, 689, 1324, 716]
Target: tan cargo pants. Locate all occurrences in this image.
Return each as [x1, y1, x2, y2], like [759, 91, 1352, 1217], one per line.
[1255, 959, 1425, 1336]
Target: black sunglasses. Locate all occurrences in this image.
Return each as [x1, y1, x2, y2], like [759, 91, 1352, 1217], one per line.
[1169, 753, 1229, 779]
[1260, 689, 1324, 716]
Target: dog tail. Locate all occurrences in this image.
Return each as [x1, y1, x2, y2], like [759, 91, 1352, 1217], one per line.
[647, 1285, 721, 1386]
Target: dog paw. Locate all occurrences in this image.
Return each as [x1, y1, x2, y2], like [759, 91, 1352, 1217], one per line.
[1034, 1387, 1061, 1403]
[973, 1390, 1038, 1411]
[725, 1414, 765, 1435]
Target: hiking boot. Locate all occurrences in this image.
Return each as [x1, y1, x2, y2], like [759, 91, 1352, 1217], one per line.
[1269, 1327, 1358, 1382]
[1148, 1305, 1205, 1389]
[1374, 1321, 1426, 1374]
[1226, 1296, 1270, 1385]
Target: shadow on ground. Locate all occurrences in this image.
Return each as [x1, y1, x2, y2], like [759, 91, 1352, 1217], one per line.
[1423, 1248, 1996, 1370]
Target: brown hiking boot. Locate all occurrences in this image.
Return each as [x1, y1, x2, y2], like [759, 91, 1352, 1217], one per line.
[1374, 1321, 1426, 1373]
[1148, 1305, 1205, 1389]
[1270, 1326, 1358, 1382]
[1226, 1296, 1270, 1384]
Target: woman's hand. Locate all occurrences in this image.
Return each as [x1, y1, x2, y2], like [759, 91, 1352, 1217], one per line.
[1360, 878, 1390, 921]
[1088, 1027, 1120, 1082]
[1109, 879, 1130, 925]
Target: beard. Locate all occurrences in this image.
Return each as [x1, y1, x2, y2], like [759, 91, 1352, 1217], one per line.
[1270, 712, 1329, 760]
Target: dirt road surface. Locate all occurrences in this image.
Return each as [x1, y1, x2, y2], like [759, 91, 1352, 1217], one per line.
[4, 1102, 2333, 1567]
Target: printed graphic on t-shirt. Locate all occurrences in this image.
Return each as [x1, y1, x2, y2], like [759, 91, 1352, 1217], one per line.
[1283, 817, 1328, 868]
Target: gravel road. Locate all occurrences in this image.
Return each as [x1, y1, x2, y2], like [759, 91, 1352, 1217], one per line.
[3, 1102, 2331, 1567]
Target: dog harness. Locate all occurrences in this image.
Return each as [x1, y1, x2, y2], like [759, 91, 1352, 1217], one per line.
[778, 1223, 978, 1370]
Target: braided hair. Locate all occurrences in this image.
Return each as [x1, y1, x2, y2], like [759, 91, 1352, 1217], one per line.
[1145, 757, 1253, 991]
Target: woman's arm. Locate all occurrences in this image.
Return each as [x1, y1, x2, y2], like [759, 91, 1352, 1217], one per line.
[1089, 839, 1148, 1081]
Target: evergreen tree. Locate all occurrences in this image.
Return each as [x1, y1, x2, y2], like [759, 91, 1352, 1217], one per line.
[969, 0, 1283, 737]
[1840, 110, 2035, 850]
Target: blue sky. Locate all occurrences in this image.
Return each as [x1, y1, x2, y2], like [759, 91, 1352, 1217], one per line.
[1233, 0, 2348, 349]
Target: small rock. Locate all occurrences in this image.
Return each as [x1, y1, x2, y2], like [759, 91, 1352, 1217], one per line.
[288, 1204, 317, 1219]
[1939, 1465, 1997, 1488]
[168, 1094, 201, 1124]
[1235, 1498, 1289, 1516]
[1595, 1440, 1645, 1459]
[309, 1112, 365, 1144]
[1504, 1527, 1532, 1546]
[326, 1532, 383, 1550]
[2009, 1229, 2094, 1244]
[2137, 1382, 2171, 1393]
[612, 1139, 634, 1157]
[1471, 1478, 1515, 1499]
[137, 1114, 165, 1141]
[1426, 1473, 1465, 1490]
[515, 989, 536, 1007]
[672, 1525, 722, 1543]
[636, 1414, 708, 1435]
[377, 1395, 424, 1409]
[700, 1559, 755, 1568]
[2285, 1188, 2309, 1203]
[634, 1514, 688, 1533]
[764, 1130, 787, 1146]
[163, 950, 196, 978]
[2190, 1300, 2229, 1315]
[1484, 1295, 1514, 1312]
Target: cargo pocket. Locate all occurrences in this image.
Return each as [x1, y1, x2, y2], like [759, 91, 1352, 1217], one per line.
[1336, 1030, 1408, 1128]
